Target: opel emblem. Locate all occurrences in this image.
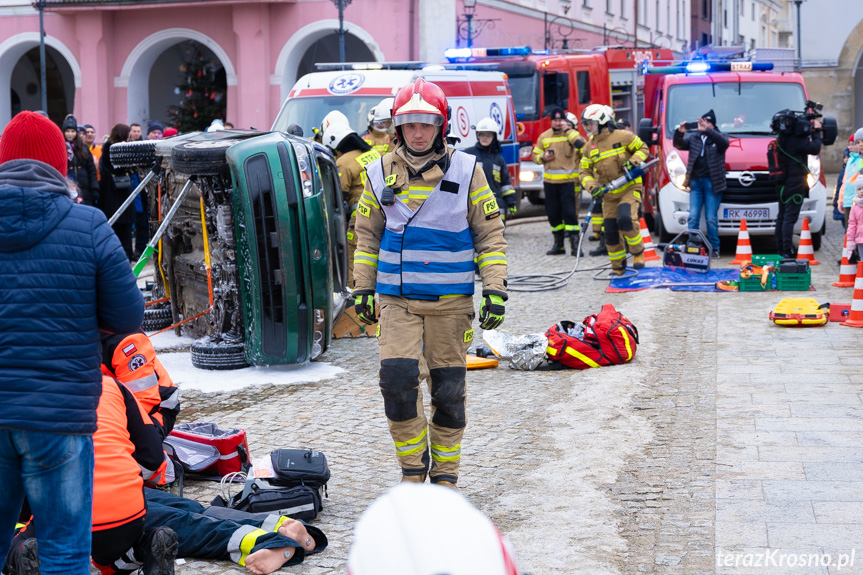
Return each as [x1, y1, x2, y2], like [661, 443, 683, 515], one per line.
[738, 171, 756, 187]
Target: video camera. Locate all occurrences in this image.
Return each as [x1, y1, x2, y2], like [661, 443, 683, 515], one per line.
[771, 100, 837, 145]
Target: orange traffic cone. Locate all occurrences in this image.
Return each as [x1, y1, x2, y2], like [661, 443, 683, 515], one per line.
[796, 218, 820, 265]
[833, 236, 857, 287]
[638, 218, 660, 261]
[729, 219, 752, 265]
[840, 262, 863, 328]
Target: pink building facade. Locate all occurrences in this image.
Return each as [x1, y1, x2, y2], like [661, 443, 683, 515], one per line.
[0, 0, 682, 137]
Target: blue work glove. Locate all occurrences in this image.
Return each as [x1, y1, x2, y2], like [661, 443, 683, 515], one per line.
[354, 292, 377, 325]
[479, 291, 507, 330]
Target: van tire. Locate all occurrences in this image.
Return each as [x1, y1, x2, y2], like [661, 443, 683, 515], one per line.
[190, 340, 249, 371]
[171, 140, 240, 176]
[654, 212, 673, 243]
[142, 307, 172, 332]
[527, 189, 544, 205]
[110, 141, 158, 169]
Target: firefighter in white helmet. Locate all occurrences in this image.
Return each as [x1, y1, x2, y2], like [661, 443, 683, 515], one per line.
[531, 106, 585, 256]
[347, 484, 522, 575]
[352, 78, 507, 490]
[322, 122, 380, 287]
[363, 97, 396, 155]
[313, 110, 350, 144]
[464, 117, 517, 223]
[578, 103, 649, 275]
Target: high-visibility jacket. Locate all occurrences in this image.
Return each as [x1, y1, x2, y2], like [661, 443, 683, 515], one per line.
[101, 331, 179, 437]
[354, 146, 507, 297]
[532, 127, 583, 183]
[362, 131, 394, 155]
[93, 376, 165, 531]
[366, 150, 478, 299]
[338, 148, 381, 210]
[579, 130, 649, 195]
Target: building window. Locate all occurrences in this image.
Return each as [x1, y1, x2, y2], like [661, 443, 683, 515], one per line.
[740, 0, 744, 15]
[751, 2, 755, 20]
[702, 0, 708, 19]
[583, 0, 592, 7]
[656, 0, 660, 30]
[607, 0, 613, 14]
[638, 0, 646, 25]
[621, 0, 626, 18]
[724, 8, 727, 28]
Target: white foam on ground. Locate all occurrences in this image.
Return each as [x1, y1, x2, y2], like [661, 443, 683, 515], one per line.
[157, 351, 345, 393]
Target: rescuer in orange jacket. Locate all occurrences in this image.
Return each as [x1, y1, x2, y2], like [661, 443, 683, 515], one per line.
[101, 331, 180, 437]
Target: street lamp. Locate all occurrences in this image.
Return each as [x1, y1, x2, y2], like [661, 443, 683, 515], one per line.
[330, 0, 353, 63]
[456, 0, 497, 48]
[545, 14, 576, 51]
[34, 0, 47, 113]
[793, 0, 804, 72]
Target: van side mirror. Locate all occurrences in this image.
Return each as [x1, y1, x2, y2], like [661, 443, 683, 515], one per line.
[638, 118, 658, 146]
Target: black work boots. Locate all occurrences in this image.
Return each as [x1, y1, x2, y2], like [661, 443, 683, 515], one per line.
[138, 526, 178, 575]
[589, 233, 607, 257]
[5, 538, 39, 575]
[568, 232, 584, 257]
[546, 231, 565, 255]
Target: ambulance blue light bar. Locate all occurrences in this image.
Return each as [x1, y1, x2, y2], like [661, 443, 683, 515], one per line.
[315, 62, 426, 71]
[444, 46, 531, 62]
[643, 61, 775, 75]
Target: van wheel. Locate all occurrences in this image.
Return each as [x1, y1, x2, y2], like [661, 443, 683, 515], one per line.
[654, 212, 673, 243]
[527, 189, 544, 205]
[171, 140, 240, 176]
[190, 339, 249, 370]
[142, 307, 172, 332]
[110, 141, 158, 169]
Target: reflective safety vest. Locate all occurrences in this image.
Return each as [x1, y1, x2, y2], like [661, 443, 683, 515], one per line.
[366, 151, 477, 300]
[101, 331, 179, 435]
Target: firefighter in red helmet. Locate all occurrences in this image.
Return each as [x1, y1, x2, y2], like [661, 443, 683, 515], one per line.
[352, 78, 508, 490]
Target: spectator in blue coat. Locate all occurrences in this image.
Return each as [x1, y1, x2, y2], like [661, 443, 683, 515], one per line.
[0, 111, 144, 575]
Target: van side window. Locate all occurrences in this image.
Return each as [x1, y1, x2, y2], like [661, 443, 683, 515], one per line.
[577, 71, 591, 105]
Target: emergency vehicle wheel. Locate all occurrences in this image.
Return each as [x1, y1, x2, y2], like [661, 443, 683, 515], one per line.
[654, 212, 673, 243]
[110, 141, 157, 169]
[527, 189, 544, 205]
[142, 307, 172, 332]
[190, 340, 249, 371]
[171, 140, 241, 176]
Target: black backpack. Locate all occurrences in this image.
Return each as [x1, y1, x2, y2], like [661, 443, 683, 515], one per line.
[767, 139, 786, 184]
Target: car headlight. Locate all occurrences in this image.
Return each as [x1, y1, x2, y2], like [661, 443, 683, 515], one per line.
[519, 170, 536, 182]
[665, 150, 688, 191]
[519, 146, 532, 160]
[807, 155, 821, 189]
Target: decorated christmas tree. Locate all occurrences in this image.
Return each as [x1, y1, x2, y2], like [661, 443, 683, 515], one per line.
[167, 43, 226, 133]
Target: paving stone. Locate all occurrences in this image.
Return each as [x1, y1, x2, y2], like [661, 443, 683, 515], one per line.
[767, 523, 863, 549]
[803, 462, 863, 482]
[716, 499, 816, 524]
[812, 502, 863, 524]
[756, 418, 863, 432]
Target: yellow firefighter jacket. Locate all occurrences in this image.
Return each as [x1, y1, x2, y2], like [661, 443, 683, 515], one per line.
[337, 148, 381, 210]
[531, 127, 583, 184]
[579, 130, 649, 196]
[353, 145, 507, 296]
[362, 131, 395, 155]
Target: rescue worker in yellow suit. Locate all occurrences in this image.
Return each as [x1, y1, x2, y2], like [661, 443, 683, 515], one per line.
[532, 106, 585, 256]
[362, 98, 396, 155]
[322, 122, 381, 288]
[352, 78, 508, 490]
[578, 104, 649, 275]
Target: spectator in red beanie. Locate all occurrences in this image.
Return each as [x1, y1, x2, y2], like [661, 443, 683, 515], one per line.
[0, 110, 144, 575]
[163, 127, 178, 138]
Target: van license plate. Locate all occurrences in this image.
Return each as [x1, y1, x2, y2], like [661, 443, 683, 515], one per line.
[724, 208, 769, 220]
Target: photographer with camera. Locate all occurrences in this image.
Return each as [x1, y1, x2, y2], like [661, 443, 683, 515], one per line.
[770, 105, 823, 259]
[673, 109, 729, 257]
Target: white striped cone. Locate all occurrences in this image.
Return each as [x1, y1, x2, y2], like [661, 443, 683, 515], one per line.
[638, 218, 660, 261]
[729, 219, 752, 265]
[833, 236, 857, 287]
[795, 218, 820, 265]
[841, 262, 863, 327]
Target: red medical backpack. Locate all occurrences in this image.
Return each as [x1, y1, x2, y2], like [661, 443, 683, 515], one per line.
[545, 304, 639, 369]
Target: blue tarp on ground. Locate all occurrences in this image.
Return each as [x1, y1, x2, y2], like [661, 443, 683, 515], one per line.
[606, 267, 740, 292]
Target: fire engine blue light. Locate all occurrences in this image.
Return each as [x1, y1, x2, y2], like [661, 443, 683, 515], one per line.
[685, 62, 710, 74]
[444, 48, 473, 61]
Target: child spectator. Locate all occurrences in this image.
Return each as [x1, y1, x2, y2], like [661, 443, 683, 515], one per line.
[838, 128, 863, 225]
[845, 181, 863, 262]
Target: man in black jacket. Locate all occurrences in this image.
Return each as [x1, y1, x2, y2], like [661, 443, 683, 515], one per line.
[774, 116, 822, 258]
[673, 110, 729, 256]
[464, 117, 517, 223]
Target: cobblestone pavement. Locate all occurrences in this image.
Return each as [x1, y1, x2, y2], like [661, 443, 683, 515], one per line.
[150, 189, 862, 575]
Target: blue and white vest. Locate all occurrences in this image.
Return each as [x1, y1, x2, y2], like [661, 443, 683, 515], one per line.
[367, 151, 477, 300]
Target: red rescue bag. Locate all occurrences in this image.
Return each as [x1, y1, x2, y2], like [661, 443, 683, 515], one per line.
[545, 304, 639, 369]
[168, 422, 249, 477]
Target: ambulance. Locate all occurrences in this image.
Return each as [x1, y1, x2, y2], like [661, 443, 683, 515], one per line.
[443, 46, 674, 204]
[637, 57, 837, 248]
[272, 64, 520, 186]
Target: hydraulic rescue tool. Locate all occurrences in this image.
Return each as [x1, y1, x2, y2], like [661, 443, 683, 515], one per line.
[132, 176, 197, 277]
[108, 161, 163, 226]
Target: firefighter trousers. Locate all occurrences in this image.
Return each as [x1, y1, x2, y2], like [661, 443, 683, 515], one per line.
[590, 196, 604, 235]
[141, 488, 327, 569]
[377, 294, 475, 484]
[602, 189, 643, 270]
[543, 181, 579, 236]
[347, 212, 357, 288]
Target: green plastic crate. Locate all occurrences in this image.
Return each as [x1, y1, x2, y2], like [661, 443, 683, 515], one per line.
[776, 269, 811, 291]
[739, 272, 774, 291]
[752, 254, 782, 268]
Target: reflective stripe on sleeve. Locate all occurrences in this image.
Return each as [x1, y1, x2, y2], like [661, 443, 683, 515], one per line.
[122, 373, 159, 393]
[354, 251, 379, 268]
[477, 251, 506, 268]
[361, 191, 380, 208]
